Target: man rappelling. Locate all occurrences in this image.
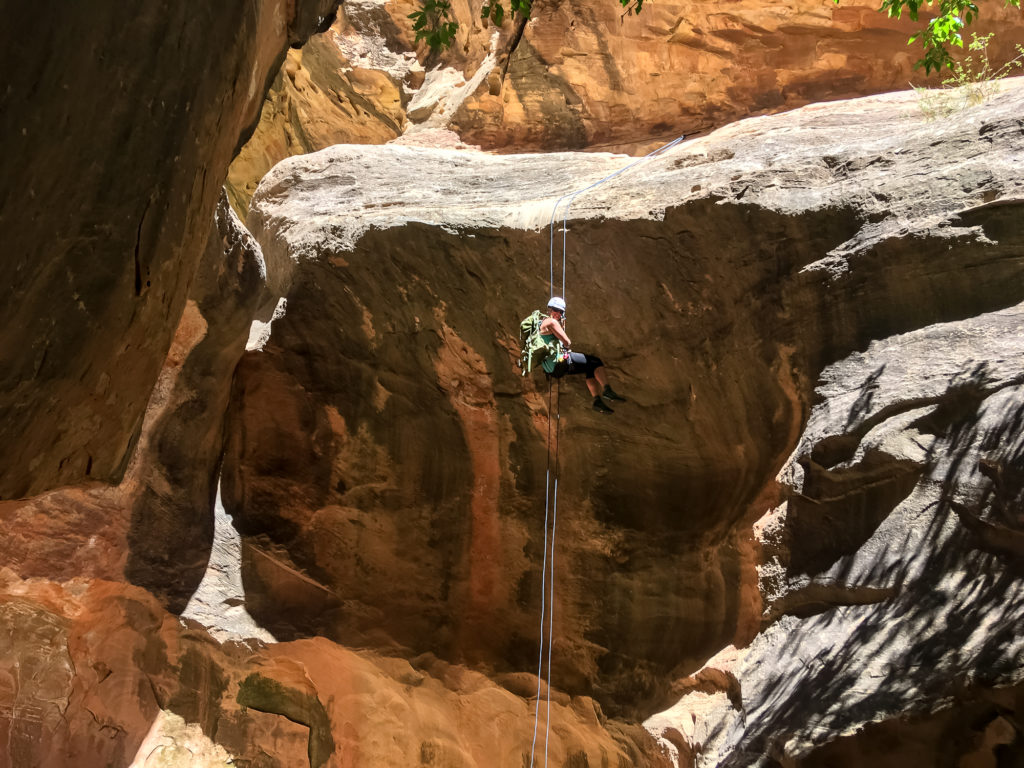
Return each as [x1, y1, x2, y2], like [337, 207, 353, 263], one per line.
[520, 297, 626, 414]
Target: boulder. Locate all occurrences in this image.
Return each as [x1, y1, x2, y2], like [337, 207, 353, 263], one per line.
[0, 570, 670, 767]
[229, 80, 1024, 723]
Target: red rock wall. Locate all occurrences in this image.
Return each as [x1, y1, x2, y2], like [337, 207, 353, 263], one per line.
[0, 572, 670, 767]
[0, 193, 266, 613]
[0, 0, 337, 500]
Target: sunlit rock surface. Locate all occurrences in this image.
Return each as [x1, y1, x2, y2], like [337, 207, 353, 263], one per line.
[229, 77, 1024, 744]
[182, 483, 277, 645]
[225, 1, 415, 213]
[0, 571, 668, 768]
[648, 303, 1024, 765]
[0, 0, 337, 500]
[452, 0, 1024, 152]
[225, 0, 1024, 206]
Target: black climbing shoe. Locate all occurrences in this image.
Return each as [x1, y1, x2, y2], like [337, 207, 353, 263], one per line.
[593, 396, 614, 414]
[603, 386, 626, 402]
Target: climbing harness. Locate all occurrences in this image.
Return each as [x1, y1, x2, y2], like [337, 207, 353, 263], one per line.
[527, 132, 685, 768]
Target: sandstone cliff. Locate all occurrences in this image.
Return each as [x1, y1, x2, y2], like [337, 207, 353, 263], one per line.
[227, 78, 1024, 762]
[0, 571, 665, 767]
[648, 305, 1024, 765]
[0, 191, 268, 613]
[224, 0, 1024, 210]
[0, 184, 668, 767]
[0, 0, 338, 500]
[4, 5, 1024, 762]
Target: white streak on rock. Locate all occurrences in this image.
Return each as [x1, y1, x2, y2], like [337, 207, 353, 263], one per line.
[182, 483, 276, 644]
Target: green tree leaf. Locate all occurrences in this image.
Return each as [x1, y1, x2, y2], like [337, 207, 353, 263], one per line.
[411, 0, 459, 49]
[838, 0, 1020, 71]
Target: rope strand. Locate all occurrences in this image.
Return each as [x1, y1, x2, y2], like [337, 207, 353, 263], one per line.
[543, 381, 561, 766]
[531, 132, 685, 767]
[548, 134, 684, 301]
[528, 378, 556, 768]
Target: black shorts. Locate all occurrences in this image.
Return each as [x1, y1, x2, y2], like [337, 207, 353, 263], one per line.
[549, 352, 604, 379]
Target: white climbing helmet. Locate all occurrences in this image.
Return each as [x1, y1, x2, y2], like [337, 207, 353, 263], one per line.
[547, 296, 566, 313]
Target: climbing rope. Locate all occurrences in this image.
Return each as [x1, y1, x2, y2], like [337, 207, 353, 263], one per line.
[527, 378, 556, 766]
[527, 377, 561, 768]
[529, 132, 686, 768]
[544, 381, 560, 768]
[547, 135, 686, 302]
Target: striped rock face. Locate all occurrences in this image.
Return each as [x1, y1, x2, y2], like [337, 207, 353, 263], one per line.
[228, 79, 1024, 749]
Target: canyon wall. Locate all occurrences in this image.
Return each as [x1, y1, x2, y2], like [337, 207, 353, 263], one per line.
[3, 1, 1024, 764]
[225, 79, 1024, 760]
[225, 0, 1024, 209]
[0, 192, 267, 613]
[0, 0, 337, 500]
[648, 302, 1024, 765]
[0, 190, 669, 768]
[0, 572, 666, 768]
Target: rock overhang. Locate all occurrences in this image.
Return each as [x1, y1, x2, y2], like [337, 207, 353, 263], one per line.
[224, 79, 1024, 721]
[249, 79, 1024, 262]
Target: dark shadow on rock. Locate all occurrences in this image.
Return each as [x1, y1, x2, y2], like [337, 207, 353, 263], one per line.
[711, 360, 1024, 765]
[126, 192, 267, 612]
